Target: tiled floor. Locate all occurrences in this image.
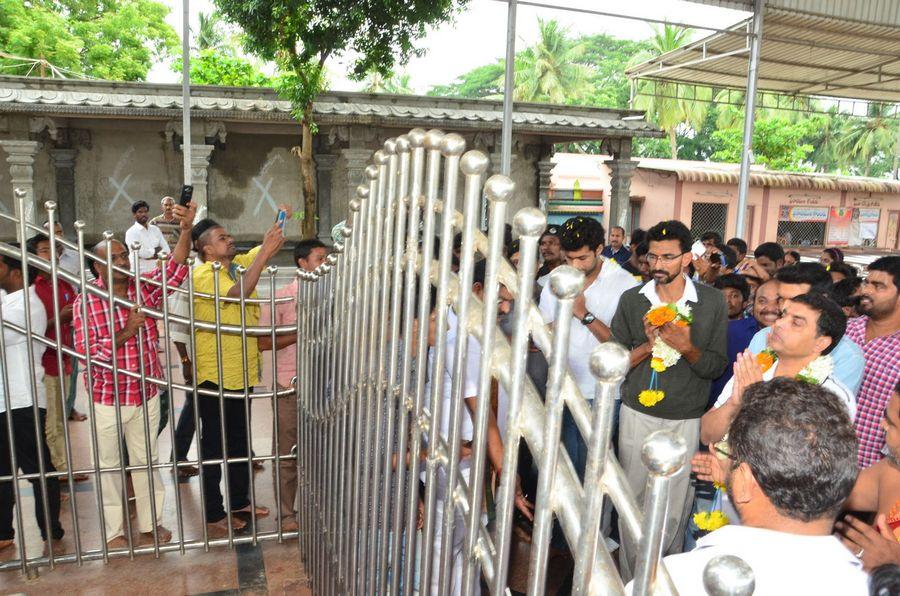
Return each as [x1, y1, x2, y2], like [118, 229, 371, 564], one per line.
[0, 359, 310, 595]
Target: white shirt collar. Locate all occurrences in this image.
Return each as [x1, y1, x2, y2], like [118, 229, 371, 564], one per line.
[638, 273, 698, 307]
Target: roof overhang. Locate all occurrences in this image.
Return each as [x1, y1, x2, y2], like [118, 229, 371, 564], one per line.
[628, 4, 900, 103]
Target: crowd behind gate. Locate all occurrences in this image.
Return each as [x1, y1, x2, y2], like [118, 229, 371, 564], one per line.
[1, 189, 899, 595]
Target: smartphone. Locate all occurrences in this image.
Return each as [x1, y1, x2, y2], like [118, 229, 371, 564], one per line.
[690, 240, 706, 259]
[179, 184, 194, 206]
[275, 209, 288, 232]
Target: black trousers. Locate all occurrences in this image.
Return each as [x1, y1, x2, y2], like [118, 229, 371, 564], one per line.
[0, 407, 64, 541]
[172, 390, 196, 462]
[197, 382, 250, 523]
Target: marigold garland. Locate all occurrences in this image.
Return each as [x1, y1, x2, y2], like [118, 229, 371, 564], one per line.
[640, 303, 693, 407]
[638, 389, 665, 407]
[693, 510, 730, 532]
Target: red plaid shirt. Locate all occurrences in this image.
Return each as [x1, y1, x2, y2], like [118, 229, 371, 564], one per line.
[846, 316, 900, 468]
[73, 259, 188, 406]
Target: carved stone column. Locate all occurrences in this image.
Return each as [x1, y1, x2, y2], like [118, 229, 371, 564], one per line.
[604, 138, 637, 233]
[315, 153, 338, 242]
[0, 140, 42, 235]
[341, 148, 373, 225]
[537, 156, 555, 214]
[49, 148, 77, 230]
[181, 144, 215, 219]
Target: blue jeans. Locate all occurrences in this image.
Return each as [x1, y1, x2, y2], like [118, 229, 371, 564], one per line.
[562, 399, 623, 482]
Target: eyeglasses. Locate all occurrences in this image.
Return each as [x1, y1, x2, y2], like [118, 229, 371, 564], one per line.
[646, 252, 686, 264]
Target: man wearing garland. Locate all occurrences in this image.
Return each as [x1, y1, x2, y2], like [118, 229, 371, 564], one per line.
[610, 220, 728, 580]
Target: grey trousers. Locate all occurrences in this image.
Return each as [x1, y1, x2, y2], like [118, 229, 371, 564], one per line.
[616, 404, 700, 582]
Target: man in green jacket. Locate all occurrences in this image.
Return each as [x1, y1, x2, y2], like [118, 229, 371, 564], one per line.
[611, 220, 728, 580]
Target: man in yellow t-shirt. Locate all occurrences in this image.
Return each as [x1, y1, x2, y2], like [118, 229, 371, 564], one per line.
[192, 217, 284, 538]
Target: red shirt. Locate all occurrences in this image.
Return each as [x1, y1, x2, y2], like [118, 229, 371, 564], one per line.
[73, 259, 188, 407]
[33, 275, 76, 376]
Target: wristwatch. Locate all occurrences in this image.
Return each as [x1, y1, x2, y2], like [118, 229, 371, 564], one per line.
[581, 312, 596, 326]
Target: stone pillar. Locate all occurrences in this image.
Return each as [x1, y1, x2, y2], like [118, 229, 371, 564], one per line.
[181, 144, 215, 219]
[49, 148, 77, 231]
[0, 140, 42, 235]
[315, 153, 337, 242]
[604, 139, 637, 233]
[341, 148, 373, 225]
[537, 158, 554, 214]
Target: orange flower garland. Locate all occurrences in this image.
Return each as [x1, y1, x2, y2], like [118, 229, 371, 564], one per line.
[756, 349, 777, 373]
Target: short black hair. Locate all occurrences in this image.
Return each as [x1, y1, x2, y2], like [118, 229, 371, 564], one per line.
[726, 237, 748, 258]
[131, 200, 150, 214]
[25, 233, 52, 255]
[294, 239, 327, 264]
[630, 228, 647, 247]
[827, 261, 857, 279]
[635, 241, 649, 258]
[610, 225, 626, 235]
[788, 292, 846, 355]
[701, 231, 722, 244]
[870, 564, 900, 596]
[0, 242, 38, 286]
[822, 247, 844, 263]
[786, 250, 801, 262]
[729, 377, 857, 522]
[647, 220, 692, 253]
[775, 262, 833, 295]
[560, 216, 605, 252]
[191, 218, 221, 246]
[869, 256, 900, 292]
[753, 242, 785, 264]
[714, 273, 750, 302]
[717, 244, 737, 270]
[507, 238, 520, 257]
[833, 277, 863, 308]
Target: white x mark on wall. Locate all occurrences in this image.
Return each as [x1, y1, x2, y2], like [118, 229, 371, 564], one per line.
[252, 177, 278, 216]
[108, 174, 134, 212]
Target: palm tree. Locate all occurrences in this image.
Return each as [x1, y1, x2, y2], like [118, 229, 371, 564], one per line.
[362, 70, 414, 94]
[498, 19, 592, 105]
[631, 24, 709, 159]
[195, 12, 224, 52]
[834, 103, 899, 177]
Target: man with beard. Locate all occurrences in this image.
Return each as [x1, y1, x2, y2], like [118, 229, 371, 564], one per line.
[611, 220, 728, 579]
[846, 256, 900, 469]
[535, 225, 562, 287]
[125, 200, 170, 275]
[539, 216, 638, 478]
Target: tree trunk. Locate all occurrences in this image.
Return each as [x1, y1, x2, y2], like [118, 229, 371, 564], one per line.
[668, 128, 678, 160]
[298, 101, 317, 239]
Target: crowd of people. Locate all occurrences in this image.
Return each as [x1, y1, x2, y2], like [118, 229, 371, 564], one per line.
[2, 189, 900, 594]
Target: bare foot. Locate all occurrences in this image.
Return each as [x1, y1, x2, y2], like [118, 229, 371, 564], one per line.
[60, 492, 70, 503]
[68, 409, 87, 422]
[207, 516, 246, 538]
[107, 536, 129, 550]
[73, 473, 90, 482]
[232, 504, 269, 518]
[281, 515, 299, 533]
[138, 525, 172, 545]
[177, 465, 199, 479]
[252, 460, 264, 471]
[0, 539, 13, 551]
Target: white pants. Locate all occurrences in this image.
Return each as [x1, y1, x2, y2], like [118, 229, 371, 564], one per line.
[94, 397, 165, 540]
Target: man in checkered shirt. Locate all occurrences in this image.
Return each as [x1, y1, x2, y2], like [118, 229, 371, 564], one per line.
[847, 256, 900, 468]
[73, 201, 196, 549]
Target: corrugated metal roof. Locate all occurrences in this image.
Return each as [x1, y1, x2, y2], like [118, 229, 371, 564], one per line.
[629, 7, 900, 102]
[686, 0, 900, 27]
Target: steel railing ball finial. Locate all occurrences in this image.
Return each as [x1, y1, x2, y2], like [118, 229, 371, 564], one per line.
[102, 230, 115, 241]
[44, 201, 57, 212]
[320, 263, 332, 274]
[326, 253, 338, 266]
[513, 207, 546, 239]
[439, 133, 466, 157]
[373, 150, 388, 166]
[383, 138, 398, 155]
[266, 265, 278, 276]
[641, 429, 687, 477]
[130, 241, 142, 251]
[365, 164, 379, 179]
[423, 129, 445, 150]
[341, 224, 353, 237]
[74, 220, 85, 231]
[589, 342, 631, 383]
[333, 242, 345, 254]
[407, 128, 426, 148]
[349, 199, 361, 213]
[211, 261, 222, 272]
[157, 251, 170, 261]
[484, 175, 515, 203]
[396, 135, 410, 153]
[460, 150, 489, 176]
[548, 265, 584, 301]
[185, 256, 195, 267]
[14, 188, 26, 200]
[356, 184, 370, 199]
[703, 554, 756, 596]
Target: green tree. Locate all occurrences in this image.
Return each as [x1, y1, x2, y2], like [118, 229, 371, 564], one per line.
[428, 61, 504, 98]
[0, 0, 178, 80]
[834, 103, 899, 177]
[501, 19, 591, 104]
[215, 0, 467, 237]
[711, 117, 815, 171]
[631, 24, 709, 159]
[195, 11, 225, 51]
[580, 33, 649, 109]
[363, 70, 414, 94]
[183, 49, 273, 87]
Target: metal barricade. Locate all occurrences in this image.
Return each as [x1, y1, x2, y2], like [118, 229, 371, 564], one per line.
[0, 130, 754, 594]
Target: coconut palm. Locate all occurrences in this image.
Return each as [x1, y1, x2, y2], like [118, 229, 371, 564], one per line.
[195, 11, 224, 52]
[499, 18, 592, 105]
[631, 24, 709, 159]
[834, 103, 899, 177]
[363, 70, 414, 94]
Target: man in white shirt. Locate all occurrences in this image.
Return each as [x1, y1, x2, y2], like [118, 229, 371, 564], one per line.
[125, 200, 170, 274]
[539, 216, 638, 478]
[701, 291, 855, 444]
[652, 378, 867, 596]
[0, 244, 64, 549]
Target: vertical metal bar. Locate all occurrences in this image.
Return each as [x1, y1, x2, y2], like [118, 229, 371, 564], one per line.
[492, 206, 545, 593]
[210, 262, 236, 545]
[181, 0, 192, 187]
[572, 343, 632, 594]
[185, 257, 210, 547]
[734, 0, 764, 239]
[631, 431, 687, 596]
[268, 267, 284, 541]
[500, 0, 517, 176]
[236, 268, 259, 542]
[460, 175, 513, 595]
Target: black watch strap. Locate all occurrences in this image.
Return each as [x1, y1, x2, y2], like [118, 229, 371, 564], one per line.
[581, 312, 596, 326]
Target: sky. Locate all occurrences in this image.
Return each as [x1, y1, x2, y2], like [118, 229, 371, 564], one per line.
[150, 0, 750, 93]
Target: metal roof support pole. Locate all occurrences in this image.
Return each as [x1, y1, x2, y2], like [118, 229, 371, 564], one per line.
[735, 0, 764, 240]
[500, 0, 517, 178]
[181, 0, 194, 212]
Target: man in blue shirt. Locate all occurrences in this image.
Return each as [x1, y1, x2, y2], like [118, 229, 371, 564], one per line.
[708, 274, 760, 406]
[746, 262, 864, 393]
[600, 225, 631, 266]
